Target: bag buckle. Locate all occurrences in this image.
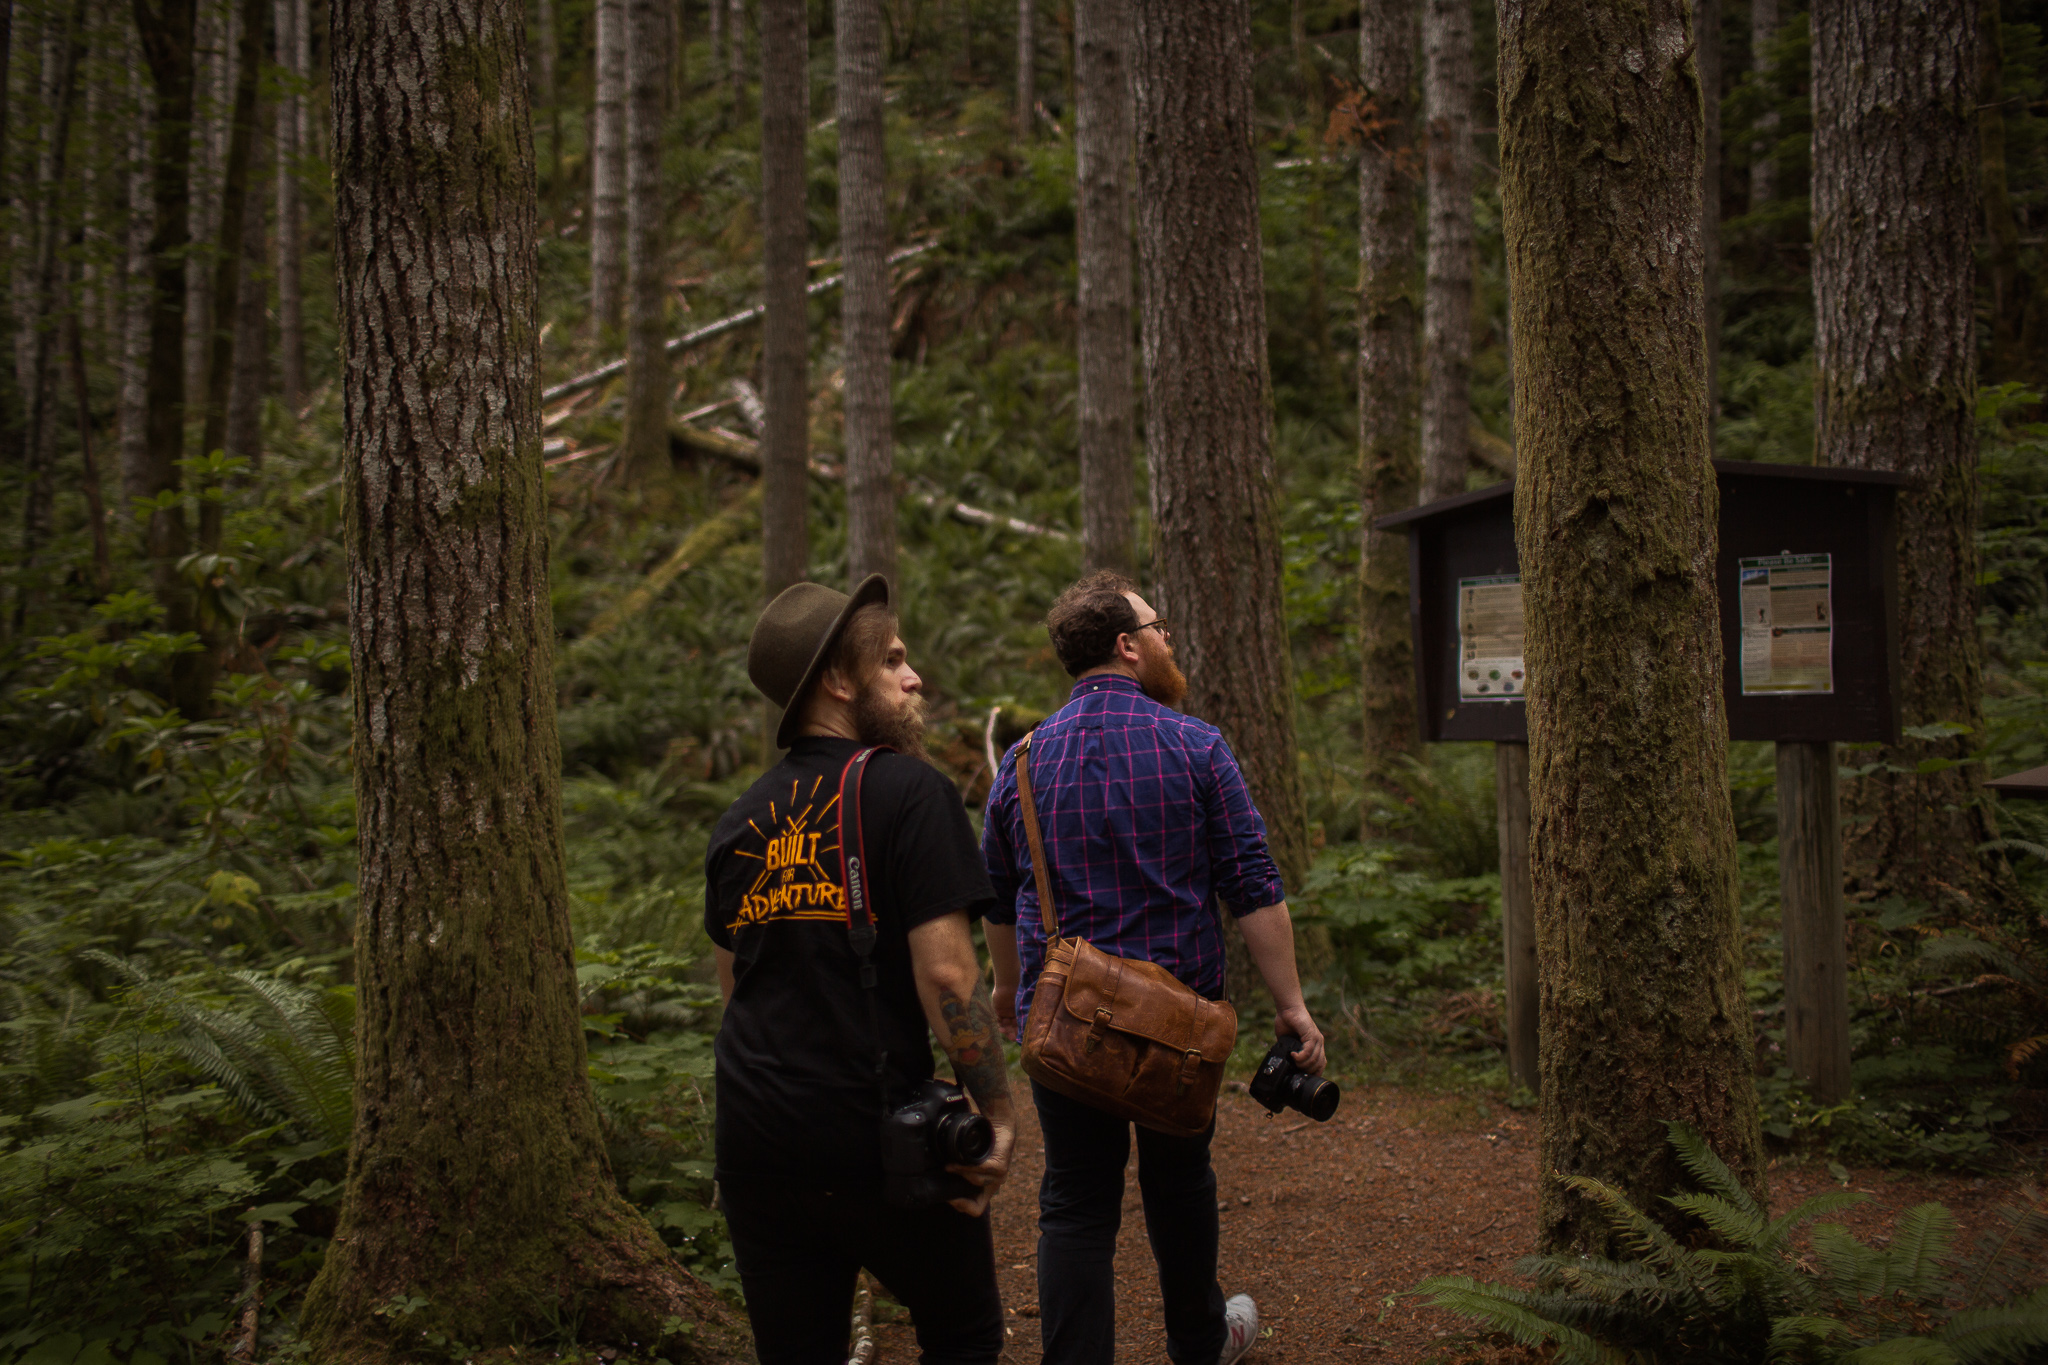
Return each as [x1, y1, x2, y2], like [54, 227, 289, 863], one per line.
[1176, 1048, 1203, 1096]
[1085, 1007, 1112, 1053]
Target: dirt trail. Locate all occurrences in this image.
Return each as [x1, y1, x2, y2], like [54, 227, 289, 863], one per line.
[866, 1085, 2043, 1365]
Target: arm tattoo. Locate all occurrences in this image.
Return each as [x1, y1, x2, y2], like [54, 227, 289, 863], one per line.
[937, 985, 1012, 1110]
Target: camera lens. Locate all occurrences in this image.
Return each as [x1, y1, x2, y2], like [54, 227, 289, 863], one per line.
[1286, 1072, 1340, 1122]
[933, 1108, 994, 1166]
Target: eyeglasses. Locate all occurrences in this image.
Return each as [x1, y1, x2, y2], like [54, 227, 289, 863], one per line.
[1135, 619, 1171, 640]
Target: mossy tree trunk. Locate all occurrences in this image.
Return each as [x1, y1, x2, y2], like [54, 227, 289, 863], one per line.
[1420, 0, 1472, 503]
[622, 0, 670, 477]
[839, 0, 895, 587]
[300, 0, 735, 1353]
[590, 0, 626, 332]
[1075, 0, 1134, 576]
[1813, 0, 2000, 915]
[760, 0, 810, 596]
[1357, 0, 1421, 801]
[1496, 0, 1764, 1253]
[1131, 0, 1310, 917]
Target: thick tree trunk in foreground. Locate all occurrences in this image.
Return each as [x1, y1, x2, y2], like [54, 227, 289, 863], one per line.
[590, 0, 627, 332]
[838, 0, 894, 587]
[1497, 0, 1763, 1253]
[1420, 0, 1472, 504]
[1814, 0, 1997, 914]
[300, 0, 733, 1353]
[1131, 0, 1309, 911]
[274, 0, 306, 411]
[1357, 0, 1421, 798]
[1748, 0, 1777, 207]
[1015, 0, 1035, 134]
[759, 0, 809, 596]
[623, 0, 670, 477]
[1074, 0, 1134, 576]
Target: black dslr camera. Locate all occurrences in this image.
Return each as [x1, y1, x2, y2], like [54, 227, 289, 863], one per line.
[1248, 1034, 1339, 1122]
[880, 1079, 995, 1209]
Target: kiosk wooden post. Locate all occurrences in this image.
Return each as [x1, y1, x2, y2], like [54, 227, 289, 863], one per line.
[1776, 740, 1850, 1103]
[1495, 742, 1537, 1093]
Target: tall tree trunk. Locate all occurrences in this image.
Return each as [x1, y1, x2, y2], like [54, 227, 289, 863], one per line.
[838, 0, 893, 587]
[1697, 0, 1719, 425]
[1419, 0, 1472, 503]
[759, 0, 808, 596]
[1748, 0, 1777, 207]
[710, 0, 723, 74]
[1814, 0, 1997, 912]
[272, 0, 305, 411]
[1130, 0, 1309, 913]
[182, 0, 225, 420]
[534, 0, 557, 181]
[300, 0, 731, 1350]
[623, 0, 669, 476]
[1074, 0, 1132, 576]
[0, 1, 16, 479]
[133, 0, 210, 716]
[1978, 0, 2033, 388]
[590, 0, 626, 332]
[197, 0, 264, 556]
[1357, 0, 1421, 799]
[1497, 0, 1763, 1253]
[726, 0, 743, 107]
[1015, 0, 1033, 134]
[224, 132, 267, 469]
[120, 37, 153, 501]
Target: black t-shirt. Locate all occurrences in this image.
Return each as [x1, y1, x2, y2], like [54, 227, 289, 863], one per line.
[704, 737, 995, 1181]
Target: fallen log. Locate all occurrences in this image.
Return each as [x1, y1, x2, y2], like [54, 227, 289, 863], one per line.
[542, 242, 937, 405]
[575, 485, 761, 646]
[669, 421, 1071, 542]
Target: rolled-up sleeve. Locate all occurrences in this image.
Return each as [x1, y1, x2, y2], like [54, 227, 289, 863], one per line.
[1201, 737, 1285, 914]
[981, 752, 1022, 925]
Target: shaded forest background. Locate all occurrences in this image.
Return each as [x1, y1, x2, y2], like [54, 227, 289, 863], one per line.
[2, 0, 2047, 1358]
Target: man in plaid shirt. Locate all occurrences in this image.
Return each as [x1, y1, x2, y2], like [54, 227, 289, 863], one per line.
[982, 571, 1326, 1365]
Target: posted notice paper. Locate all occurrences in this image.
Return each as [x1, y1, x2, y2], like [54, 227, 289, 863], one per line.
[1458, 574, 1525, 702]
[1739, 553, 1833, 695]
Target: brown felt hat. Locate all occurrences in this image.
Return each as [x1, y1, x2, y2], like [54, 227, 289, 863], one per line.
[748, 574, 892, 750]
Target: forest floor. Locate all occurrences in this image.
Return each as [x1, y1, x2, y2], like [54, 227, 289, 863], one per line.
[865, 1085, 2045, 1365]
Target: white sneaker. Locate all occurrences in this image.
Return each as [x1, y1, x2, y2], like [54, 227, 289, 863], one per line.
[1217, 1293, 1258, 1365]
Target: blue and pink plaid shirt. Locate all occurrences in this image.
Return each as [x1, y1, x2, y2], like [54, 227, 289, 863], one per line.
[981, 672, 1287, 1021]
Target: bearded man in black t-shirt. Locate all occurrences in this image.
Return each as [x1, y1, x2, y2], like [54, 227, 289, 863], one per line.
[706, 575, 1015, 1365]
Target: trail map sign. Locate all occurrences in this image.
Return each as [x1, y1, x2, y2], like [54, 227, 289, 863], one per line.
[1739, 554, 1834, 695]
[1457, 575, 1525, 702]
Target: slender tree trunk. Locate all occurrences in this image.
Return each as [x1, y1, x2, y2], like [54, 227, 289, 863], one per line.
[1697, 0, 1719, 425]
[1497, 0, 1763, 1253]
[133, 0, 210, 716]
[224, 132, 267, 469]
[120, 39, 153, 501]
[183, 0, 224, 418]
[534, 0, 557, 180]
[759, 0, 808, 596]
[272, 0, 305, 411]
[590, 0, 626, 331]
[196, 0, 264, 558]
[623, 0, 669, 476]
[838, 0, 893, 587]
[1814, 0, 1997, 913]
[1130, 0, 1309, 913]
[1015, 0, 1033, 134]
[1357, 0, 1421, 798]
[299, 0, 733, 1350]
[1748, 0, 1777, 207]
[1420, 0, 1472, 503]
[710, 0, 723, 74]
[1978, 0, 2032, 387]
[70, 311, 114, 594]
[727, 0, 743, 106]
[1074, 0, 1132, 575]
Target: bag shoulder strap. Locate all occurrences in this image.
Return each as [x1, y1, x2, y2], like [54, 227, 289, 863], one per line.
[837, 746, 891, 1110]
[1013, 732, 1060, 940]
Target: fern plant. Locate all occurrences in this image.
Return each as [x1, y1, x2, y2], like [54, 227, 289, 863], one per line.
[1419, 1122, 2048, 1364]
[86, 952, 356, 1152]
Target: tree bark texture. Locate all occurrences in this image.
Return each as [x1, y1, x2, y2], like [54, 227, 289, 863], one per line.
[1496, 0, 1764, 1253]
[1696, 0, 1719, 423]
[759, 0, 809, 596]
[301, 0, 730, 1352]
[182, 0, 225, 417]
[590, 0, 626, 332]
[1748, 0, 1777, 206]
[1074, 0, 1133, 576]
[1420, 0, 1472, 504]
[838, 0, 894, 587]
[225, 131, 267, 469]
[1130, 0, 1309, 908]
[1357, 0, 1421, 796]
[273, 0, 306, 410]
[197, 0, 266, 549]
[1015, 0, 1034, 134]
[120, 41, 153, 502]
[623, 0, 669, 476]
[1813, 0, 1995, 912]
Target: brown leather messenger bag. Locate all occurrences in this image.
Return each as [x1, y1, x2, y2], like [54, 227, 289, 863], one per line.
[1012, 731, 1238, 1138]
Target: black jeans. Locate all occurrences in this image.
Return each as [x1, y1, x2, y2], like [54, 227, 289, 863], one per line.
[719, 1174, 1004, 1365]
[1030, 1081, 1227, 1365]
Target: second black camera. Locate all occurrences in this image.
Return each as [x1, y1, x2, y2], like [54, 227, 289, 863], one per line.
[880, 1078, 994, 1208]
